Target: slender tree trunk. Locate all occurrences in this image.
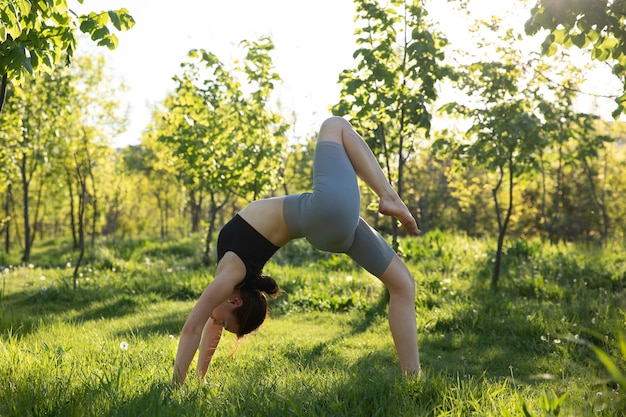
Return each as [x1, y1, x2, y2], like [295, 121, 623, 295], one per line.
[165, 192, 170, 237]
[583, 157, 610, 244]
[73, 159, 87, 291]
[0, 73, 7, 114]
[491, 156, 515, 290]
[203, 191, 230, 263]
[155, 191, 165, 239]
[3, 182, 10, 253]
[20, 152, 32, 262]
[548, 146, 564, 244]
[66, 170, 78, 248]
[189, 188, 203, 233]
[29, 180, 45, 249]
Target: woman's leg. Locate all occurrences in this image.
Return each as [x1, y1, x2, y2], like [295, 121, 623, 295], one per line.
[317, 117, 421, 235]
[378, 254, 421, 374]
[315, 117, 421, 374]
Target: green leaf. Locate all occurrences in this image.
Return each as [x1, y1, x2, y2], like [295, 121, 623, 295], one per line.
[593, 47, 611, 61]
[552, 28, 567, 44]
[79, 19, 97, 34]
[108, 10, 122, 30]
[572, 33, 586, 48]
[113, 9, 135, 31]
[598, 37, 619, 50]
[545, 42, 558, 57]
[590, 344, 626, 388]
[90, 26, 110, 42]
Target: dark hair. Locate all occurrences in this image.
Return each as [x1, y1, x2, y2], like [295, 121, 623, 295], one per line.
[233, 274, 280, 338]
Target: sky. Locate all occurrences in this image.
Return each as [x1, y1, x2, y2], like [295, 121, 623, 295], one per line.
[76, 0, 361, 147]
[74, 1, 620, 148]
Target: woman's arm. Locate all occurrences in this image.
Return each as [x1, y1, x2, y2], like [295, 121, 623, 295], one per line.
[196, 317, 223, 379]
[172, 253, 245, 385]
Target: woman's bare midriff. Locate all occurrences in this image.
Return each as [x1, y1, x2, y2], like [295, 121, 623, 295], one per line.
[238, 197, 293, 247]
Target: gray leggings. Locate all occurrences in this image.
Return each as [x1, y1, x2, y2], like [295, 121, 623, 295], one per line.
[283, 141, 395, 277]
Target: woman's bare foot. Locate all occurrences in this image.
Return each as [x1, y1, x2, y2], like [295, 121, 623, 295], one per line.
[378, 197, 421, 235]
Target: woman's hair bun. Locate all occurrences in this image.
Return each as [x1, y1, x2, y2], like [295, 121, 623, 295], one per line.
[252, 274, 280, 298]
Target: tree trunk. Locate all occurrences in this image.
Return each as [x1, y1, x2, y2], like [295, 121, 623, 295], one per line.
[66, 169, 78, 248]
[3, 182, 10, 253]
[583, 157, 610, 244]
[73, 160, 87, 291]
[82, 139, 97, 249]
[491, 156, 515, 290]
[189, 188, 203, 233]
[0, 73, 7, 114]
[20, 152, 32, 263]
[203, 191, 230, 263]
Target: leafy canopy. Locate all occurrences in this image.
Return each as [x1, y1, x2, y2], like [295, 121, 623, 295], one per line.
[525, 0, 626, 116]
[0, 0, 135, 83]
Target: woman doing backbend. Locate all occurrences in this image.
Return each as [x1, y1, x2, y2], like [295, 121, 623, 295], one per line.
[173, 116, 422, 385]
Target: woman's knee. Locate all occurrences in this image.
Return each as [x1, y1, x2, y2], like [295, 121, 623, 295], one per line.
[380, 256, 415, 296]
[318, 116, 350, 141]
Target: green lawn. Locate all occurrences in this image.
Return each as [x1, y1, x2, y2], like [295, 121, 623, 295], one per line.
[0, 235, 624, 416]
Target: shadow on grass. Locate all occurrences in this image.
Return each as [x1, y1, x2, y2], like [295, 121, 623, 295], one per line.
[0, 282, 189, 340]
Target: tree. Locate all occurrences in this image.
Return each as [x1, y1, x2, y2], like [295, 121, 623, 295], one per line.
[332, 0, 451, 249]
[0, 68, 71, 261]
[0, 53, 126, 265]
[441, 36, 544, 288]
[122, 110, 184, 239]
[0, 0, 134, 113]
[525, 0, 626, 116]
[156, 38, 287, 261]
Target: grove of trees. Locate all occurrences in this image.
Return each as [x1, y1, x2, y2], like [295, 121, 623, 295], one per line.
[1, 0, 625, 288]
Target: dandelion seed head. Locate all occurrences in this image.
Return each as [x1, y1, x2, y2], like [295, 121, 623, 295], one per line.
[40, 275, 46, 280]
[345, 275, 353, 282]
[119, 342, 129, 350]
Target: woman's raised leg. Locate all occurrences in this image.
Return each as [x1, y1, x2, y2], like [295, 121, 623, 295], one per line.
[317, 117, 421, 235]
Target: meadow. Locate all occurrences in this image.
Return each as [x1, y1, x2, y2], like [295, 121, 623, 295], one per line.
[0, 232, 624, 416]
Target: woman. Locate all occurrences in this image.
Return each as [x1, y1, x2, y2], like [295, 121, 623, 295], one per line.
[173, 116, 422, 385]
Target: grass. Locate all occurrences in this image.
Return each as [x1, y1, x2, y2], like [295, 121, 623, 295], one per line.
[0, 233, 624, 416]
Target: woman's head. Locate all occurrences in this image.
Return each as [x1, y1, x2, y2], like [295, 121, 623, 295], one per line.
[231, 274, 280, 338]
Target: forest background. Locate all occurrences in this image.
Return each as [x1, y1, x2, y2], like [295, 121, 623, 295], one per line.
[1, 0, 625, 284]
[1, 0, 626, 415]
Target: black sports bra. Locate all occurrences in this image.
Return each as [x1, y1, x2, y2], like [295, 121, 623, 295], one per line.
[217, 214, 279, 281]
